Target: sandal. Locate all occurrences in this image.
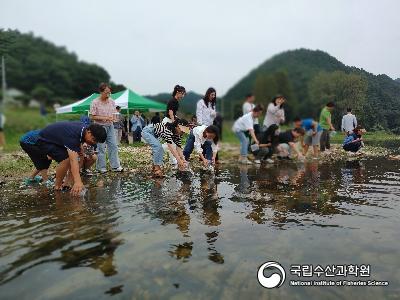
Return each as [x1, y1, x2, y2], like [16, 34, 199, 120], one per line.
[152, 169, 164, 178]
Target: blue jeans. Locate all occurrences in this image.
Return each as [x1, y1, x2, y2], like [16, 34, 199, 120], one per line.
[97, 124, 121, 170]
[235, 131, 249, 156]
[183, 132, 213, 161]
[142, 125, 164, 166]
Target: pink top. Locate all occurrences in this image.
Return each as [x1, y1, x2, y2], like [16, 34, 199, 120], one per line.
[89, 97, 116, 125]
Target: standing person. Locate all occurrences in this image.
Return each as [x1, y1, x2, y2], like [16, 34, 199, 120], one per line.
[263, 95, 286, 131]
[232, 104, 264, 164]
[164, 85, 186, 124]
[293, 117, 323, 158]
[242, 93, 259, 134]
[0, 113, 5, 151]
[113, 106, 124, 145]
[319, 102, 335, 153]
[89, 82, 124, 173]
[21, 122, 106, 196]
[343, 125, 365, 153]
[151, 112, 161, 124]
[142, 119, 189, 177]
[196, 87, 217, 126]
[183, 125, 219, 167]
[341, 108, 358, 136]
[130, 111, 144, 142]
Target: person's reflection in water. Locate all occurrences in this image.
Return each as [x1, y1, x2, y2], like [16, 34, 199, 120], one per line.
[149, 175, 193, 261]
[0, 187, 123, 286]
[199, 173, 224, 264]
[236, 165, 251, 195]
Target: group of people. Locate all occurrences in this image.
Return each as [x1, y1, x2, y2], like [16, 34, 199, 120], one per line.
[19, 82, 365, 197]
[19, 83, 222, 195]
[232, 94, 365, 164]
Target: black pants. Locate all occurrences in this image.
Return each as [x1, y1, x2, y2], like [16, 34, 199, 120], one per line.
[343, 142, 361, 153]
[320, 129, 331, 151]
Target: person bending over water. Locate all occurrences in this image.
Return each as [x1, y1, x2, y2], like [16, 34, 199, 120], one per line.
[183, 125, 219, 168]
[232, 104, 264, 164]
[142, 119, 190, 178]
[342, 125, 365, 154]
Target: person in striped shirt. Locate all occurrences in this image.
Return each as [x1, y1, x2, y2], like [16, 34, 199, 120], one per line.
[142, 119, 190, 177]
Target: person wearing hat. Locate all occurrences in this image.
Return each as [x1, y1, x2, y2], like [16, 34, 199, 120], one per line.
[142, 118, 190, 177]
[183, 125, 220, 167]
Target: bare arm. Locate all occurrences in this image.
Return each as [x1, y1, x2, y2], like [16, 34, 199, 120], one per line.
[67, 149, 84, 196]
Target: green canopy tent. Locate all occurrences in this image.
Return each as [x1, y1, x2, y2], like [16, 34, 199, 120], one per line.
[55, 89, 166, 132]
[56, 89, 166, 115]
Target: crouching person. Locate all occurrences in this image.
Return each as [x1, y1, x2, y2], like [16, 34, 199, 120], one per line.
[35, 122, 106, 196]
[183, 125, 219, 167]
[20, 129, 51, 184]
[343, 125, 365, 153]
[232, 104, 264, 164]
[142, 119, 189, 178]
[277, 128, 305, 160]
[252, 124, 279, 164]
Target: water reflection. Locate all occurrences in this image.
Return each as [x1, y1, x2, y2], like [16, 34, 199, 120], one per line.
[1, 156, 400, 299]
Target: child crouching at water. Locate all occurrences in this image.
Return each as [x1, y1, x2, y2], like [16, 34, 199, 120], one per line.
[232, 104, 264, 164]
[183, 125, 219, 168]
[142, 119, 190, 177]
[343, 125, 365, 154]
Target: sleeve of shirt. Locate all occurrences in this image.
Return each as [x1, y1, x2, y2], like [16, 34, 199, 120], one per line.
[172, 135, 182, 148]
[341, 116, 345, 131]
[353, 116, 357, 127]
[196, 100, 204, 125]
[89, 101, 98, 115]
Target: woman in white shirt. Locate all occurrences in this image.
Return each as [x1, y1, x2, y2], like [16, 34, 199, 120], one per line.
[183, 125, 219, 167]
[232, 104, 264, 164]
[263, 95, 286, 130]
[196, 87, 217, 126]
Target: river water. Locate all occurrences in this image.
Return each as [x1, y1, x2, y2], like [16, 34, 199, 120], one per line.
[1, 155, 400, 299]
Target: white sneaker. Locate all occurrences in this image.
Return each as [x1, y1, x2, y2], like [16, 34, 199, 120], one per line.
[254, 159, 261, 164]
[266, 158, 274, 164]
[112, 167, 124, 172]
[98, 168, 107, 174]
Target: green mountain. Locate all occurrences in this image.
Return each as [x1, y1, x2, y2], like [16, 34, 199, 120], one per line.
[146, 91, 203, 116]
[223, 49, 400, 132]
[0, 29, 125, 104]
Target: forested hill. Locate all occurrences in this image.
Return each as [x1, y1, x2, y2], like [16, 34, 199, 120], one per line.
[223, 49, 400, 132]
[0, 29, 125, 104]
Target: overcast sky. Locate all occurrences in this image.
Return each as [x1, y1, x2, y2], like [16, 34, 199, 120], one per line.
[1, 0, 399, 95]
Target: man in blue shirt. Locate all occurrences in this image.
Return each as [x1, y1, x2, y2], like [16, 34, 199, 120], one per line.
[294, 117, 323, 158]
[21, 122, 106, 196]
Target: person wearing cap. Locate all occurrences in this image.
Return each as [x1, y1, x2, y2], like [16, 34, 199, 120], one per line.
[183, 125, 219, 167]
[142, 119, 189, 177]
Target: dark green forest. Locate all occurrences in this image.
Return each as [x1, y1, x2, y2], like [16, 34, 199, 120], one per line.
[223, 49, 400, 131]
[0, 29, 125, 105]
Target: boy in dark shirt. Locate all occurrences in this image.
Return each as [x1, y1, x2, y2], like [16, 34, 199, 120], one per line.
[277, 128, 305, 159]
[164, 85, 186, 124]
[21, 122, 106, 196]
